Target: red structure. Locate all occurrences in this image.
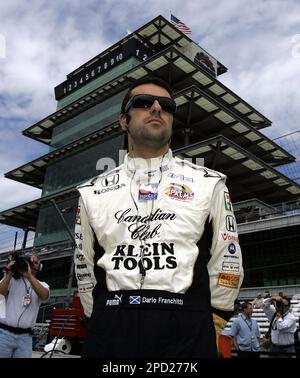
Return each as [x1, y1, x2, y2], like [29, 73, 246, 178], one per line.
[48, 292, 86, 339]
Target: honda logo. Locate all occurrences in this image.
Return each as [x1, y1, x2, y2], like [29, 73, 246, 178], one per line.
[226, 215, 236, 232]
[101, 174, 119, 187]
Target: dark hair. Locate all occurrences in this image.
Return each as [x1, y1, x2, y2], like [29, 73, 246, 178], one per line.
[120, 76, 173, 114]
[241, 301, 252, 311]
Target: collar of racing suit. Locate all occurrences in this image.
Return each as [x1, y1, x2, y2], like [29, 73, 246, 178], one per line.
[123, 149, 173, 179]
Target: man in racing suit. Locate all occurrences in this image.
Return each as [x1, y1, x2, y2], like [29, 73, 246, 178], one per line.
[74, 76, 243, 358]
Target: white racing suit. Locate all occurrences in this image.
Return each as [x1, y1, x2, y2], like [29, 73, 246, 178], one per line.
[74, 149, 243, 358]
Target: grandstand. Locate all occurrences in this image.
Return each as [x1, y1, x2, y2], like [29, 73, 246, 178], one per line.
[224, 294, 300, 341]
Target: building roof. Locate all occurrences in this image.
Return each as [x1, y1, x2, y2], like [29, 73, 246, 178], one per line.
[58, 15, 227, 95]
[6, 122, 122, 188]
[0, 188, 78, 230]
[173, 85, 294, 166]
[23, 37, 271, 145]
[8, 80, 294, 189]
[175, 135, 300, 203]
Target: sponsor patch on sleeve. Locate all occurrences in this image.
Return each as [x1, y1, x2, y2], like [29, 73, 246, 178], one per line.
[217, 273, 240, 289]
[222, 262, 240, 272]
[224, 191, 233, 211]
[219, 231, 239, 243]
[78, 283, 94, 292]
[75, 206, 81, 225]
[225, 215, 236, 232]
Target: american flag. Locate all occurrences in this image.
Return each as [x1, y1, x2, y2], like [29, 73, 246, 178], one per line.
[170, 14, 192, 34]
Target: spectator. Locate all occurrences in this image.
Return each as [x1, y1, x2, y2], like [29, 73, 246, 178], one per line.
[262, 295, 297, 358]
[252, 293, 263, 309]
[0, 253, 49, 358]
[230, 302, 260, 358]
[294, 316, 300, 358]
[264, 290, 271, 298]
[234, 299, 241, 315]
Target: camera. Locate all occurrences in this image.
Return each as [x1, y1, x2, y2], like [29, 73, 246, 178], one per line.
[10, 254, 32, 278]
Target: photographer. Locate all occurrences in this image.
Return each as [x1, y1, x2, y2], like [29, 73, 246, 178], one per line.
[262, 295, 296, 358]
[0, 254, 49, 358]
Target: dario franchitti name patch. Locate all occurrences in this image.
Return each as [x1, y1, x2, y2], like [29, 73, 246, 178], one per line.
[164, 183, 194, 201]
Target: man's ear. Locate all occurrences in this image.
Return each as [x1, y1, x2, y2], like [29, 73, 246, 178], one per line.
[119, 114, 128, 132]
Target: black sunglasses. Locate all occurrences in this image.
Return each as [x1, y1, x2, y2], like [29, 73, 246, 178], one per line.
[124, 94, 177, 114]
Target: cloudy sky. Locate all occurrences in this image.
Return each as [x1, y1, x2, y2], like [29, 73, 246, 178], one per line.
[0, 0, 300, 250]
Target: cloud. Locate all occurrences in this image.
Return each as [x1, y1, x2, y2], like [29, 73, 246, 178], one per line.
[194, 0, 300, 138]
[0, 178, 41, 212]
